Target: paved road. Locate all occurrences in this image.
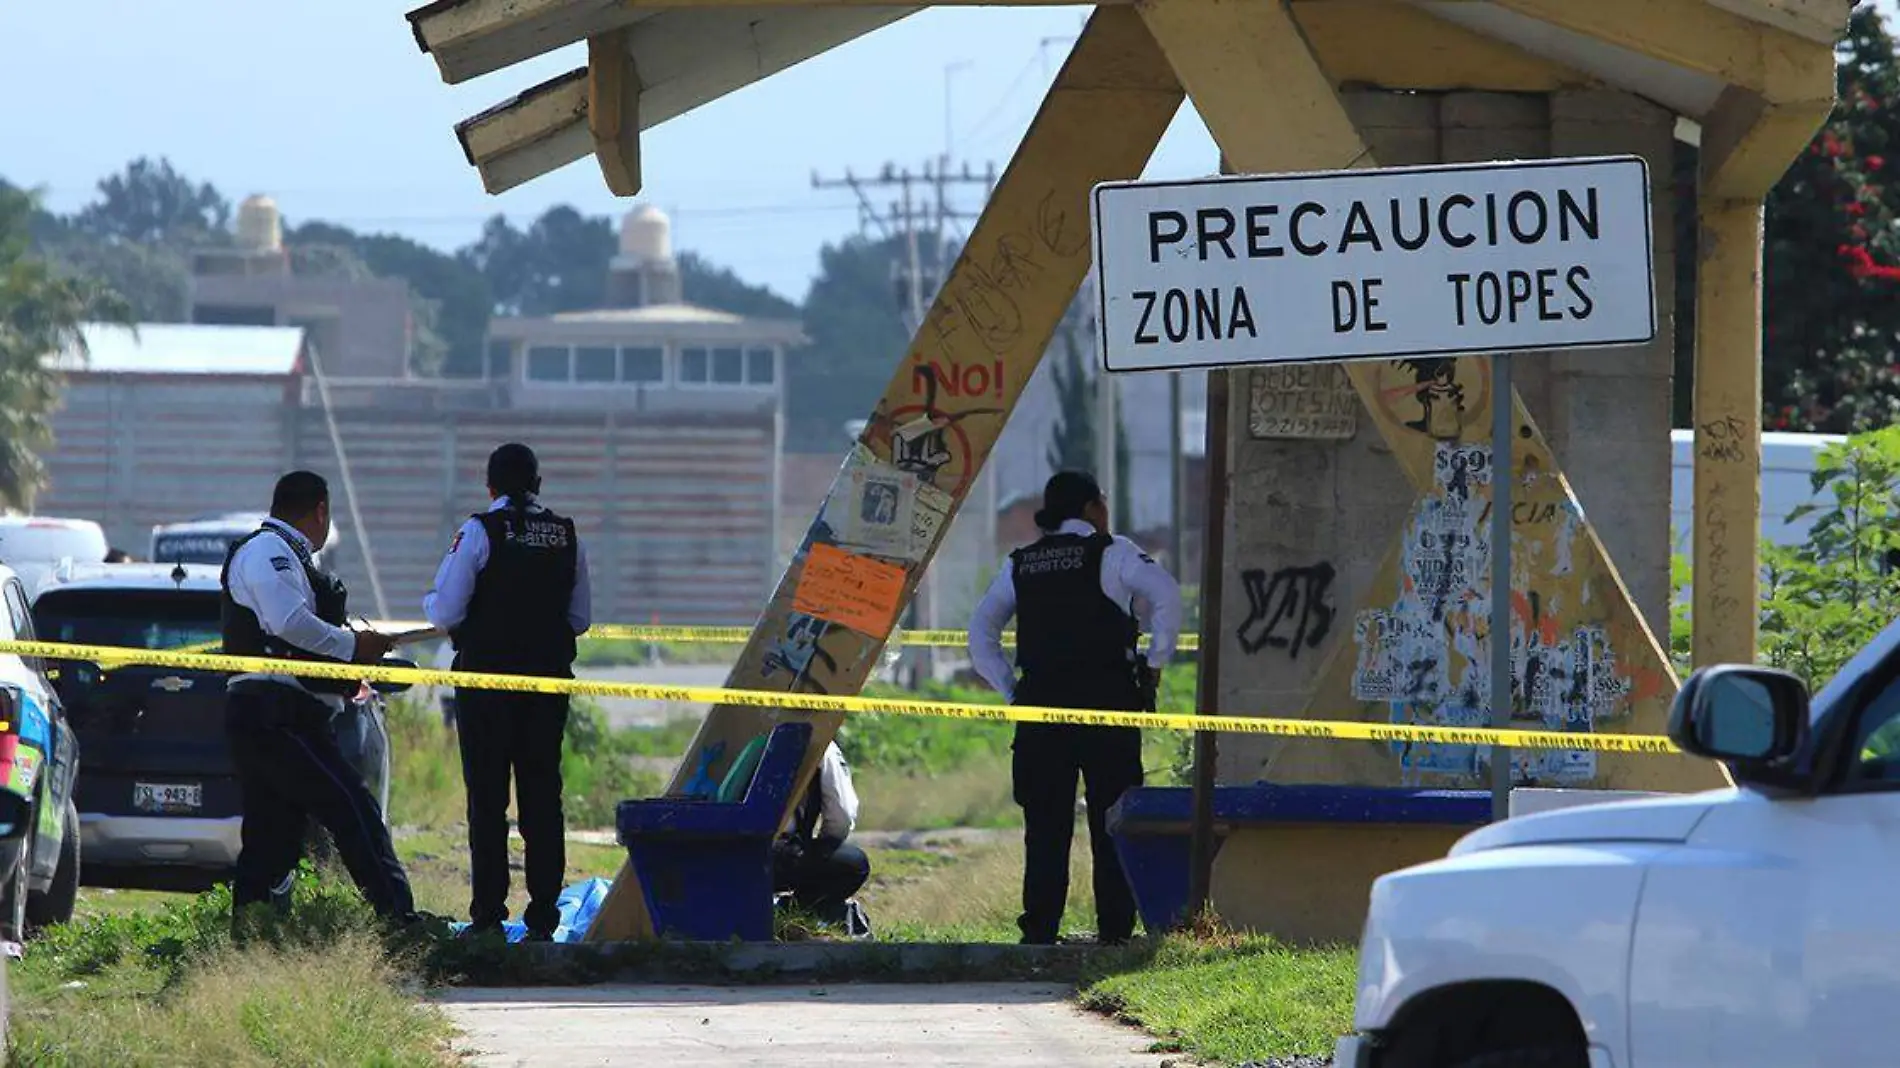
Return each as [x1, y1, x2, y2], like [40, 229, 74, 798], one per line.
[439, 983, 1167, 1068]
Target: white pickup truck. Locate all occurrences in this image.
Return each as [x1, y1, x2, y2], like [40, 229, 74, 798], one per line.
[1334, 623, 1900, 1068]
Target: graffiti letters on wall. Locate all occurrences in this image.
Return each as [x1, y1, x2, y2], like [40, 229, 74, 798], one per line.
[1237, 563, 1336, 659]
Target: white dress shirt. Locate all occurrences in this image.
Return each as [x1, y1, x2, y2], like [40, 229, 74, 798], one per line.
[423, 495, 592, 634]
[225, 518, 357, 710]
[966, 519, 1183, 703]
[812, 742, 860, 843]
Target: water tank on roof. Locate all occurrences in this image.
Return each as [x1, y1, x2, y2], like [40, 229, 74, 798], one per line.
[236, 195, 282, 253]
[619, 204, 672, 264]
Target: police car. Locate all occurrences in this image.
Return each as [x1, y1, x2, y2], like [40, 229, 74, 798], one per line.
[32, 563, 395, 891]
[0, 564, 81, 944]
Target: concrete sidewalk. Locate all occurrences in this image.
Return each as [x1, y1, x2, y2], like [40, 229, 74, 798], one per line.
[439, 983, 1168, 1067]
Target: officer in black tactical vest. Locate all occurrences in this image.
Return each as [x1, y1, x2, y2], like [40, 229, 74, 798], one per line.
[222, 471, 418, 926]
[967, 471, 1183, 945]
[424, 443, 592, 941]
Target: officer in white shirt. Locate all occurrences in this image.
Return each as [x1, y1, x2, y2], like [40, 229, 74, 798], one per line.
[967, 471, 1182, 946]
[221, 471, 417, 926]
[771, 740, 871, 934]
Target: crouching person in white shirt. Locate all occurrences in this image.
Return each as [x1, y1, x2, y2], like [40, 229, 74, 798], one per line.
[772, 741, 872, 936]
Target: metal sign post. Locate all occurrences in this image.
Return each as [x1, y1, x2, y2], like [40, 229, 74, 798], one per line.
[1489, 354, 1513, 822]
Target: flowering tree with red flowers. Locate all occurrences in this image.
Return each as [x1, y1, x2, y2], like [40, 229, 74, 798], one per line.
[1763, 5, 1900, 432]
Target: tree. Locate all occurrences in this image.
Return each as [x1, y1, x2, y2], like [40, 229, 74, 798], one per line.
[74, 157, 229, 247]
[459, 208, 616, 317]
[792, 233, 913, 450]
[1757, 5, 1900, 432]
[678, 251, 798, 319]
[0, 187, 131, 508]
[1046, 322, 1095, 472]
[1760, 425, 1900, 685]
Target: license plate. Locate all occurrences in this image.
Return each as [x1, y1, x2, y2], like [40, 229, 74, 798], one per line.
[133, 782, 202, 814]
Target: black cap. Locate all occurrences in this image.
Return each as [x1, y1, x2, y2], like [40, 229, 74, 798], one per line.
[487, 442, 540, 499]
[1034, 470, 1103, 531]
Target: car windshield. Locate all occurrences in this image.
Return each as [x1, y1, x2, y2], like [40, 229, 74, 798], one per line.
[33, 589, 220, 651]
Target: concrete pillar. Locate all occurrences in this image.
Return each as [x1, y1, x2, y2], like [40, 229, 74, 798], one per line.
[1210, 90, 1433, 781]
[1213, 88, 1679, 783]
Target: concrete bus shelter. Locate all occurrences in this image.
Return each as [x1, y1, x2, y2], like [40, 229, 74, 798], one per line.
[400, 0, 1846, 941]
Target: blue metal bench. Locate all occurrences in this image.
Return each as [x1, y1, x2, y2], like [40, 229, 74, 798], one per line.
[1106, 783, 1494, 937]
[615, 721, 813, 942]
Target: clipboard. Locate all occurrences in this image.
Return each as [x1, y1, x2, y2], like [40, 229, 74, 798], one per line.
[383, 627, 443, 647]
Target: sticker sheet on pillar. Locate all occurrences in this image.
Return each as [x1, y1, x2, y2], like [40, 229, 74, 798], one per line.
[1349, 441, 1612, 786]
[823, 451, 919, 561]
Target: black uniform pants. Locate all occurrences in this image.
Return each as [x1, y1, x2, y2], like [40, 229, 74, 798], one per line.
[456, 688, 568, 935]
[772, 839, 871, 922]
[1011, 720, 1144, 944]
[226, 685, 415, 921]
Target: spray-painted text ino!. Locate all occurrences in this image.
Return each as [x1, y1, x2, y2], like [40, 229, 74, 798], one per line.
[909, 358, 1005, 400]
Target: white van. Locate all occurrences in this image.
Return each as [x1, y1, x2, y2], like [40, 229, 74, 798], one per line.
[149, 513, 340, 570]
[0, 516, 110, 599]
[1669, 429, 1846, 553]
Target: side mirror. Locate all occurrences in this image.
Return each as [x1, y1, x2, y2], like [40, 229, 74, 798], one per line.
[1669, 665, 1809, 769]
[370, 657, 417, 696]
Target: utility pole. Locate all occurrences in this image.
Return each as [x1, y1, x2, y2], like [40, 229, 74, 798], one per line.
[812, 158, 998, 685]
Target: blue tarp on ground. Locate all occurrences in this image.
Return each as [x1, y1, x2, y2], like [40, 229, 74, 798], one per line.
[447, 877, 615, 944]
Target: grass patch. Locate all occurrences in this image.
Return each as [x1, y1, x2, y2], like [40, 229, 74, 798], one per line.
[1079, 932, 1358, 1064]
[858, 835, 1102, 943]
[11, 876, 453, 1067]
[395, 830, 628, 920]
[383, 696, 668, 832]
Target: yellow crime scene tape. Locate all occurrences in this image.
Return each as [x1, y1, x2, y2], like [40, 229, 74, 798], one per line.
[339, 622, 1200, 653]
[9, 638, 1678, 755]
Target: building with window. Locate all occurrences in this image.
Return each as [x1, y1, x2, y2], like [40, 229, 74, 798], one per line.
[484, 205, 802, 415]
[39, 202, 805, 628]
[187, 195, 414, 379]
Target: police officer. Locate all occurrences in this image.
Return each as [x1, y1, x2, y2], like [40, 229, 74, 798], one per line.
[222, 471, 418, 926]
[772, 740, 872, 935]
[967, 471, 1182, 945]
[424, 443, 591, 942]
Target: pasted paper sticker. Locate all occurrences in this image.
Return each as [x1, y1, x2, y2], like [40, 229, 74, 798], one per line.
[911, 481, 952, 560]
[829, 460, 917, 559]
[792, 543, 907, 638]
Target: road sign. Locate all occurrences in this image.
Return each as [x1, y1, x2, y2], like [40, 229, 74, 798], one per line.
[1091, 156, 1656, 373]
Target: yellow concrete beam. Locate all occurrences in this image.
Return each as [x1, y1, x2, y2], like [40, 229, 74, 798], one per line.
[1484, 0, 1829, 101]
[456, 70, 590, 195]
[410, 0, 1055, 84]
[587, 30, 642, 196]
[1689, 197, 1764, 668]
[1295, 0, 1596, 93]
[1137, 0, 1725, 793]
[582, 5, 1184, 942]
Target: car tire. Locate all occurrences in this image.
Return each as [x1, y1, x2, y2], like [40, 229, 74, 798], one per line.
[1456, 1048, 1589, 1068]
[0, 814, 34, 945]
[26, 800, 78, 930]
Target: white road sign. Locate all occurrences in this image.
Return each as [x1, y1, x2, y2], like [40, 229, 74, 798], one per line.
[1091, 156, 1656, 373]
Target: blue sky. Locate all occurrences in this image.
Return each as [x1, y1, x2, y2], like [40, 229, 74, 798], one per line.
[0, 2, 1220, 303]
[1, 2, 1881, 304]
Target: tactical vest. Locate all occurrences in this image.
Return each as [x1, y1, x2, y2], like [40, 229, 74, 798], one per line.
[1010, 532, 1140, 709]
[220, 524, 357, 697]
[453, 501, 580, 678]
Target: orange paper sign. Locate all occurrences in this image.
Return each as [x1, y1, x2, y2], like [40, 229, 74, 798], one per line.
[792, 543, 907, 638]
